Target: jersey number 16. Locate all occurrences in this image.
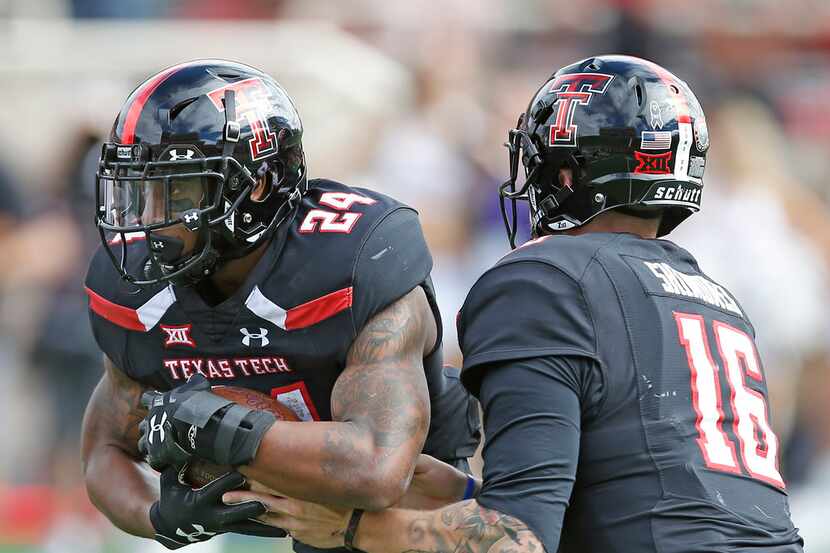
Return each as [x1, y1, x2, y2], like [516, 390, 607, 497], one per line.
[674, 312, 785, 488]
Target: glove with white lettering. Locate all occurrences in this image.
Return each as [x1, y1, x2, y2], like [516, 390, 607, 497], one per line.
[138, 374, 277, 471]
[151, 466, 286, 549]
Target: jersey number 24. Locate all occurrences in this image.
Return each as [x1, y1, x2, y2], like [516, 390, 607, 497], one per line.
[674, 312, 784, 488]
[299, 192, 377, 234]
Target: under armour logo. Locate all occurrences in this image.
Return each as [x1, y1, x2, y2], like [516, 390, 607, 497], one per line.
[152, 241, 165, 249]
[176, 524, 216, 543]
[148, 412, 168, 445]
[240, 327, 269, 347]
[169, 149, 195, 161]
[184, 212, 199, 223]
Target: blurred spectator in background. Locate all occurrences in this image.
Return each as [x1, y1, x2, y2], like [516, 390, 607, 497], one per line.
[788, 351, 830, 551]
[0, 159, 27, 482]
[364, 28, 485, 361]
[673, 97, 830, 433]
[27, 128, 103, 484]
[69, 0, 167, 19]
[0, 153, 94, 546]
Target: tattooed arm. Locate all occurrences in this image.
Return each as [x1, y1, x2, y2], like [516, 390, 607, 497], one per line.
[358, 500, 543, 553]
[218, 493, 543, 553]
[240, 286, 434, 509]
[226, 351, 585, 553]
[81, 355, 156, 537]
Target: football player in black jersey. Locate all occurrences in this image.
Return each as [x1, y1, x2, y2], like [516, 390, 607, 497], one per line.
[229, 55, 805, 553]
[79, 59, 479, 550]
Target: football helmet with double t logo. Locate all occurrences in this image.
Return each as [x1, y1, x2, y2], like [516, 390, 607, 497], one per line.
[500, 55, 709, 247]
[96, 59, 307, 285]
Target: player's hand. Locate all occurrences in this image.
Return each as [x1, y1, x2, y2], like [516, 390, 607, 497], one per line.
[222, 489, 351, 549]
[150, 466, 284, 549]
[396, 454, 478, 510]
[138, 375, 211, 470]
[138, 374, 276, 470]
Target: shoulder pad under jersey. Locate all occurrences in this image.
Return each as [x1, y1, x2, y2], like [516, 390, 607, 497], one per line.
[249, 178, 434, 339]
[84, 236, 176, 371]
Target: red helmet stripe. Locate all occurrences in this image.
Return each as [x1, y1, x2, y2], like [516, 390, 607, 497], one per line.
[120, 61, 198, 144]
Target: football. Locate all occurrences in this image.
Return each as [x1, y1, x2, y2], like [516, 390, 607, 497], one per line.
[182, 386, 300, 488]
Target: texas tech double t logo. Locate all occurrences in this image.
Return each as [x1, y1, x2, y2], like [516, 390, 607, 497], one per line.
[547, 73, 614, 147]
[207, 78, 278, 161]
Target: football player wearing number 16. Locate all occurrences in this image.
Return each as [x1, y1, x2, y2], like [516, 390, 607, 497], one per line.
[227, 55, 804, 553]
[80, 59, 479, 550]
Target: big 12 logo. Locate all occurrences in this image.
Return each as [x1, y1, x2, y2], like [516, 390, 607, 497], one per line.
[547, 73, 614, 147]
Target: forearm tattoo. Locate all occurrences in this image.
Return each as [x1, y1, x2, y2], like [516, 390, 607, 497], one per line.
[403, 500, 543, 553]
[322, 288, 431, 483]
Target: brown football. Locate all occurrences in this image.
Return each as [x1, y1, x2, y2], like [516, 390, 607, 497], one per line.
[182, 386, 300, 489]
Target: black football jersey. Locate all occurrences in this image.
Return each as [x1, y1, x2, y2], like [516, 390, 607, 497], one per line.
[458, 232, 802, 553]
[85, 178, 480, 543]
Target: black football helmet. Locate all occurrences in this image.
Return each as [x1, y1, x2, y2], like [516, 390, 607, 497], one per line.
[500, 55, 709, 248]
[96, 59, 306, 286]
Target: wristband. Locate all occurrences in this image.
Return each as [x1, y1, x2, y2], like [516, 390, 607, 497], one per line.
[462, 474, 477, 500]
[344, 508, 364, 551]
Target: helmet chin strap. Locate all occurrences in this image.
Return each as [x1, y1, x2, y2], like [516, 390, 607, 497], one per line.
[147, 231, 185, 265]
[145, 209, 219, 286]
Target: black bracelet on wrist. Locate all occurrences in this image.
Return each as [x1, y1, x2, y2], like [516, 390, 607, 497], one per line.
[344, 508, 364, 551]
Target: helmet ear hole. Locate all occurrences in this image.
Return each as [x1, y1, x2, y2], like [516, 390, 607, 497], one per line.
[250, 166, 278, 203]
[628, 76, 646, 108]
[250, 176, 269, 203]
[557, 165, 574, 190]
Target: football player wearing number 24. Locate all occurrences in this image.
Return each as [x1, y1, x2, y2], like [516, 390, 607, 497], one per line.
[80, 59, 480, 551]
[227, 55, 804, 553]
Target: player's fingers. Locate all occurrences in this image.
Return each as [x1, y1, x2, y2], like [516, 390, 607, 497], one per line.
[247, 479, 286, 496]
[223, 518, 288, 538]
[253, 511, 299, 533]
[224, 491, 296, 517]
[216, 499, 267, 525]
[201, 471, 247, 501]
[223, 490, 285, 511]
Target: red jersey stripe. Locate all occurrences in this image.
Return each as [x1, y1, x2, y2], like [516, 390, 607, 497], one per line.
[85, 286, 145, 332]
[284, 286, 353, 331]
[120, 61, 198, 144]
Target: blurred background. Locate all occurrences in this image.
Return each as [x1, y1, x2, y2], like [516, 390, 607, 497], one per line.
[0, 0, 829, 551]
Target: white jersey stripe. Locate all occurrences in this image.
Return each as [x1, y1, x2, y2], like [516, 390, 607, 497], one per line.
[245, 285, 287, 330]
[136, 285, 177, 331]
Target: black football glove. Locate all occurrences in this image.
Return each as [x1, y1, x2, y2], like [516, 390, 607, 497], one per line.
[138, 374, 277, 471]
[151, 466, 286, 549]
